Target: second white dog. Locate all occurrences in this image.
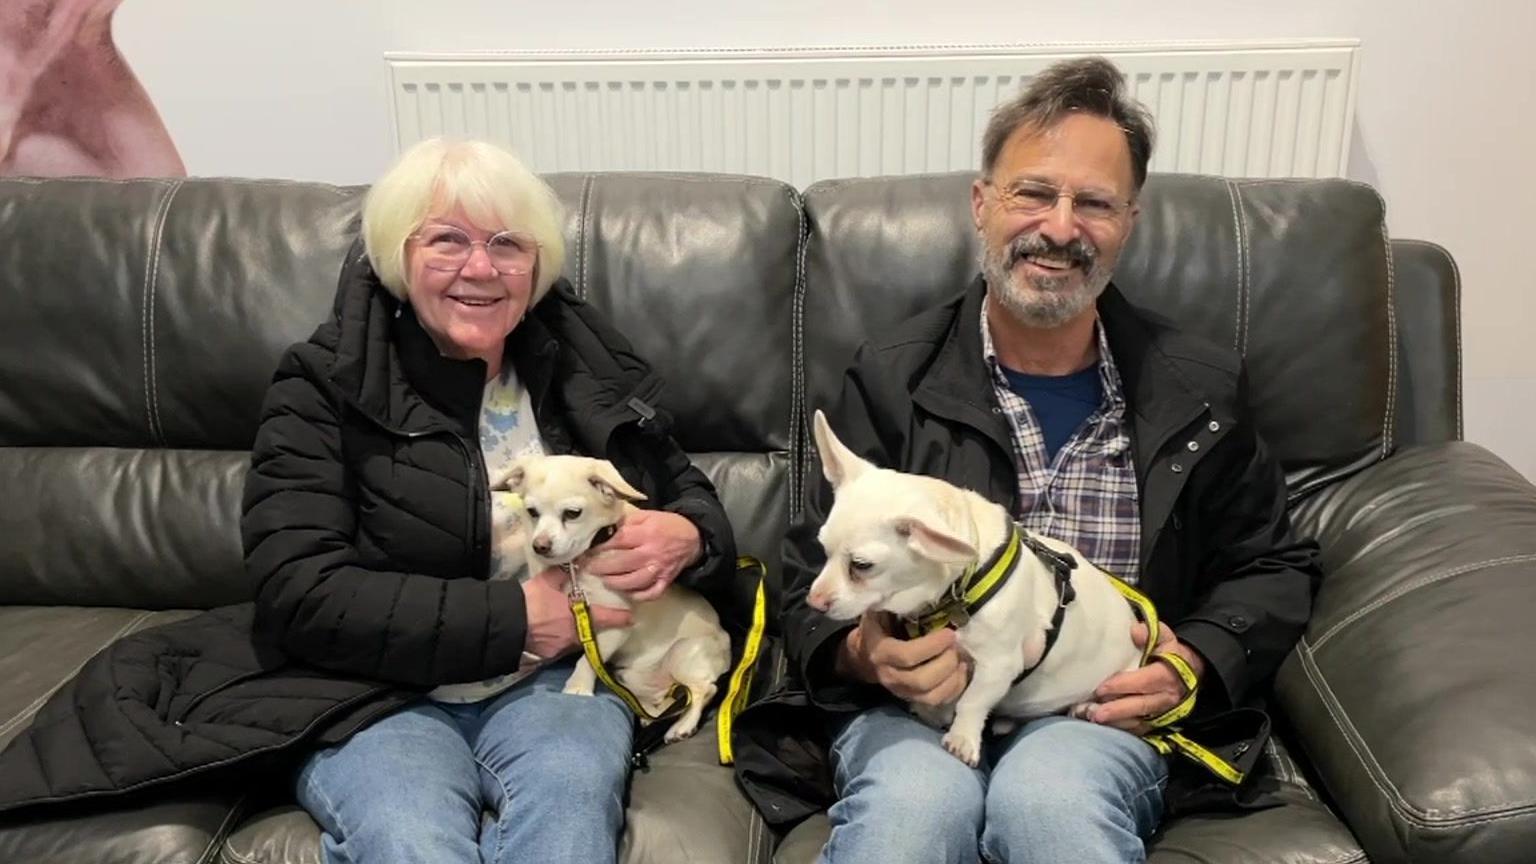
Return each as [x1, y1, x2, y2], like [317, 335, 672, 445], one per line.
[805, 410, 1143, 765]
[499, 454, 731, 742]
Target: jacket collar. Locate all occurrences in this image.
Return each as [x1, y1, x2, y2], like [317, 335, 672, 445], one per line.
[323, 243, 554, 437]
[321, 245, 652, 449]
[915, 275, 1216, 473]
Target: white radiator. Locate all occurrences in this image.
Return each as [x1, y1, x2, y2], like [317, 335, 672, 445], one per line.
[385, 40, 1361, 187]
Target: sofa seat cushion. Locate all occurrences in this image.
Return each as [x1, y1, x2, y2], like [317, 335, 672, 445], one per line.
[0, 796, 245, 864]
[221, 716, 770, 864]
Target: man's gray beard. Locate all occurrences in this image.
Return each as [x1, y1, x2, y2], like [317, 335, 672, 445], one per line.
[981, 240, 1113, 329]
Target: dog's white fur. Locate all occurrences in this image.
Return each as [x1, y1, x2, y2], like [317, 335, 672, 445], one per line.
[805, 410, 1142, 765]
[499, 454, 731, 742]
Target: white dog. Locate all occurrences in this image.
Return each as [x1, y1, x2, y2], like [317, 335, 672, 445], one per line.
[805, 410, 1143, 766]
[499, 454, 731, 742]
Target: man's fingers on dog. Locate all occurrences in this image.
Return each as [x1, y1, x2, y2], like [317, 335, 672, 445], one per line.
[868, 627, 954, 670]
[882, 647, 960, 698]
[910, 647, 962, 690]
[1089, 694, 1166, 728]
[857, 610, 893, 644]
[926, 665, 970, 706]
[1093, 664, 1169, 701]
[1130, 621, 1175, 650]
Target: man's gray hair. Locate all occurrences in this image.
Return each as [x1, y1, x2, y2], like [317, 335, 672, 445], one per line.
[981, 57, 1156, 191]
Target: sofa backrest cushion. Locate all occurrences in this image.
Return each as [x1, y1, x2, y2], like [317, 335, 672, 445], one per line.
[800, 172, 1395, 501]
[0, 174, 798, 608]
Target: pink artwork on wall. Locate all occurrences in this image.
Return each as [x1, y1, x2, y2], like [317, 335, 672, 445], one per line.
[1, 0, 184, 177]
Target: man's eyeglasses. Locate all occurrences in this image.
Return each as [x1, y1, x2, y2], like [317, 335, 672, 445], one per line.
[410, 226, 539, 274]
[987, 180, 1132, 225]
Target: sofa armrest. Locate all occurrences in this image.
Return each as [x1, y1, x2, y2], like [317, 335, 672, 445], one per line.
[1282, 442, 1536, 864]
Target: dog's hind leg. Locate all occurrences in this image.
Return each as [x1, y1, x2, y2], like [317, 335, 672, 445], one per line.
[660, 633, 730, 742]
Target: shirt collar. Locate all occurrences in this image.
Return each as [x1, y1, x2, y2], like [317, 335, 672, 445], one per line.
[980, 292, 1126, 410]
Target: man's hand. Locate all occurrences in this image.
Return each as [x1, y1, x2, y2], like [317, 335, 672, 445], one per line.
[521, 566, 633, 660]
[580, 510, 702, 601]
[1087, 621, 1206, 735]
[836, 612, 970, 706]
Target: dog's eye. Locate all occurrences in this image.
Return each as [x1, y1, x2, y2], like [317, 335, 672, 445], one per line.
[561, 507, 583, 521]
[526, 506, 540, 519]
[848, 557, 874, 575]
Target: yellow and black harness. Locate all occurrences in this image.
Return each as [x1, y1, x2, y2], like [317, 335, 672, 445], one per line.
[562, 524, 768, 766]
[899, 520, 1245, 785]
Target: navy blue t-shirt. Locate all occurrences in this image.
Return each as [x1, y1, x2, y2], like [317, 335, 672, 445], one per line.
[999, 364, 1102, 463]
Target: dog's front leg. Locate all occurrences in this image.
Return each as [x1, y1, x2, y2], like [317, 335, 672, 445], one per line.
[941, 659, 1020, 767]
[563, 626, 630, 697]
[563, 654, 599, 696]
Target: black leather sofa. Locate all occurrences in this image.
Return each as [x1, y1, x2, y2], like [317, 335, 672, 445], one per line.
[1, 171, 1533, 864]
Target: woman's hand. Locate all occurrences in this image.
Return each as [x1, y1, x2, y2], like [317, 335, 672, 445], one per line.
[579, 510, 702, 601]
[520, 566, 632, 660]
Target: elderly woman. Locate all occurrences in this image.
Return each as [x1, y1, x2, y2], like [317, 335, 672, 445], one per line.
[241, 138, 735, 863]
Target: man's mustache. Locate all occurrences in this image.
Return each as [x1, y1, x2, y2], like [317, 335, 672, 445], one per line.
[1006, 234, 1097, 272]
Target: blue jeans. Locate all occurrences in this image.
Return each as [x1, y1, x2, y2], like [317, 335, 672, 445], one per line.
[820, 706, 1168, 864]
[296, 659, 634, 864]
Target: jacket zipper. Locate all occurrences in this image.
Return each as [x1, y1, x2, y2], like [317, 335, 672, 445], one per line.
[457, 433, 492, 580]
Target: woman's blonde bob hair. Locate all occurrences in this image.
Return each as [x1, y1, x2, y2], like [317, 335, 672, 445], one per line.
[361, 138, 566, 304]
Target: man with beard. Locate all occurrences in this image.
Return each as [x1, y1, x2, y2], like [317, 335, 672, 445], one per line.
[738, 57, 1317, 863]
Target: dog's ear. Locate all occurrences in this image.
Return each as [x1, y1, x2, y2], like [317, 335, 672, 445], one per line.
[894, 516, 977, 565]
[813, 409, 874, 489]
[494, 459, 530, 494]
[588, 460, 648, 504]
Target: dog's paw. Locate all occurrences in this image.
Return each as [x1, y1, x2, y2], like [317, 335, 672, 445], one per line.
[989, 717, 1019, 736]
[562, 680, 595, 697]
[941, 729, 982, 767]
[663, 717, 700, 743]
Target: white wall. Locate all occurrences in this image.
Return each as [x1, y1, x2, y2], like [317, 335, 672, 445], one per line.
[116, 0, 1536, 479]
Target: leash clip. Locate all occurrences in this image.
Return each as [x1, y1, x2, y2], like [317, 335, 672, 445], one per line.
[562, 563, 586, 603]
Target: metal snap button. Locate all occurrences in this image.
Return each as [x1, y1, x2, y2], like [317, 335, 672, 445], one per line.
[1186, 441, 1199, 452]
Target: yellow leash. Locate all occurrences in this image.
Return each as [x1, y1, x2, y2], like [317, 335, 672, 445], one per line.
[717, 557, 769, 765]
[1104, 576, 1245, 785]
[565, 556, 771, 765]
[567, 572, 686, 723]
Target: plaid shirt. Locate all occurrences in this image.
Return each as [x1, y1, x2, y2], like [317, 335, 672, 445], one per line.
[981, 302, 1142, 584]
